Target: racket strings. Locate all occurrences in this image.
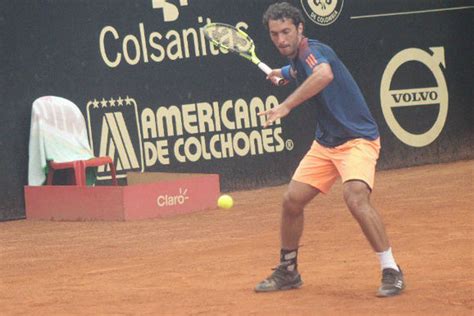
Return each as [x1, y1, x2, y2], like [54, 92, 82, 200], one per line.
[207, 26, 252, 53]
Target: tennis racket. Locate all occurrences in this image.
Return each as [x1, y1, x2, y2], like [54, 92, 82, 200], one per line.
[202, 22, 285, 86]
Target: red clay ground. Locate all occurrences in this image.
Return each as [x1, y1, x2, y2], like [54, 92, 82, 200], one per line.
[1, 160, 472, 315]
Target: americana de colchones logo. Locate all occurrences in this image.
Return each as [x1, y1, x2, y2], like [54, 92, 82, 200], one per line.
[380, 47, 448, 147]
[300, 0, 344, 26]
[86, 96, 144, 179]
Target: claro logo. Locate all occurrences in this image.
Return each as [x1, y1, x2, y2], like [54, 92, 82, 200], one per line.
[157, 188, 189, 207]
[380, 47, 448, 147]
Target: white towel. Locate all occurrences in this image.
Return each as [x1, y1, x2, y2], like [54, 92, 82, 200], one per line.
[28, 96, 94, 185]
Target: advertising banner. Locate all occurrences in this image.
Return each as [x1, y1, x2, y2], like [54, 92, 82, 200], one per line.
[1, 0, 472, 219]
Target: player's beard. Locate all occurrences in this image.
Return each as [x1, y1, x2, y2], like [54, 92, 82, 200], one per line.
[278, 42, 298, 58]
[278, 35, 302, 58]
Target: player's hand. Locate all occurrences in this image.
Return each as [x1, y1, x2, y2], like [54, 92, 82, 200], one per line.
[258, 103, 291, 128]
[266, 69, 288, 86]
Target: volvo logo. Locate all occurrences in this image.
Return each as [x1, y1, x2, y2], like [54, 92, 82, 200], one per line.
[380, 47, 448, 147]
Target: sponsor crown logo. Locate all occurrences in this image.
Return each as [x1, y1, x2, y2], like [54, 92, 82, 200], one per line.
[86, 96, 144, 179]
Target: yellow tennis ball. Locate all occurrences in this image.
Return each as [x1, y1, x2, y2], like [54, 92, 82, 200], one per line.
[218, 194, 233, 209]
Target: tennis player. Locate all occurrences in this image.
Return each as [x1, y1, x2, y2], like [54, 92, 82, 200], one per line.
[256, 2, 405, 297]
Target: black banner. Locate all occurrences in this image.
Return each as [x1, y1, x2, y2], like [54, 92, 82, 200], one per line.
[1, 0, 473, 220]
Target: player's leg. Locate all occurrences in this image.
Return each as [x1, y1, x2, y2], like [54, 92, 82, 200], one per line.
[281, 180, 319, 250]
[343, 180, 405, 297]
[254, 181, 319, 293]
[336, 138, 405, 297]
[255, 141, 338, 293]
[343, 180, 389, 252]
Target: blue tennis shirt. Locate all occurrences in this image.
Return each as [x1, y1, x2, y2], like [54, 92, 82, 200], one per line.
[281, 38, 379, 147]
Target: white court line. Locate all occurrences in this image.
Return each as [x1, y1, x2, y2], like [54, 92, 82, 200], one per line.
[350, 6, 474, 19]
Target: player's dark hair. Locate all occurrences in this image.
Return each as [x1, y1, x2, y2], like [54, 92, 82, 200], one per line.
[262, 2, 305, 29]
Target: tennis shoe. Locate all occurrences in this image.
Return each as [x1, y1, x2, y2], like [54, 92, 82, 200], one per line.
[255, 263, 303, 292]
[377, 265, 405, 297]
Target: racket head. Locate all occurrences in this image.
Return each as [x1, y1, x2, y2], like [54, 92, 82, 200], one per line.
[202, 23, 257, 62]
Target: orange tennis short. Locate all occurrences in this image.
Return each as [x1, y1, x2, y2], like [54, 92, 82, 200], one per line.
[292, 138, 381, 194]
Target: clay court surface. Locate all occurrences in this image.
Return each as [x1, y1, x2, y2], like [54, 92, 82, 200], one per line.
[1, 160, 472, 315]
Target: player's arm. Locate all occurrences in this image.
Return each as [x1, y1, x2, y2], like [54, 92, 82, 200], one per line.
[259, 63, 333, 127]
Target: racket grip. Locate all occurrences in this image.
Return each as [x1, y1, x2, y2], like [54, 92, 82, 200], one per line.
[258, 62, 286, 86]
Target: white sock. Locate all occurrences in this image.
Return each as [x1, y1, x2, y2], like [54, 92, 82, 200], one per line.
[376, 247, 399, 271]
